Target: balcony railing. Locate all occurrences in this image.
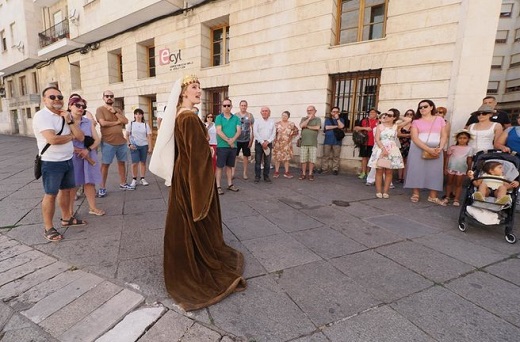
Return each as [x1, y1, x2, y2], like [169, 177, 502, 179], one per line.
[38, 19, 70, 49]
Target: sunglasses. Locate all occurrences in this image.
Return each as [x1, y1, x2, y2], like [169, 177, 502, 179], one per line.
[477, 112, 491, 116]
[382, 113, 394, 118]
[222, 104, 231, 107]
[104, 95, 114, 98]
[419, 105, 429, 109]
[73, 103, 87, 109]
[48, 95, 64, 100]
[207, 116, 214, 119]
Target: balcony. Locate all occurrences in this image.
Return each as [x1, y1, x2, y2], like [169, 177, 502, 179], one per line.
[37, 19, 83, 59]
[7, 94, 42, 109]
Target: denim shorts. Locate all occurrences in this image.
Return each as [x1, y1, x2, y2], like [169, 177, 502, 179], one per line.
[101, 142, 128, 164]
[130, 145, 148, 163]
[216, 147, 237, 168]
[41, 159, 76, 195]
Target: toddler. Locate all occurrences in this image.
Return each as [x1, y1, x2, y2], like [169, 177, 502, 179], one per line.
[469, 161, 519, 205]
[443, 130, 473, 206]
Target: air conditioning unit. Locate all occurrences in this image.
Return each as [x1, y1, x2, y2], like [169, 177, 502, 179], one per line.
[69, 9, 80, 23]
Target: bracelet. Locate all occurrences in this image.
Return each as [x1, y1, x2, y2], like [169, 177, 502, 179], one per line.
[67, 120, 74, 125]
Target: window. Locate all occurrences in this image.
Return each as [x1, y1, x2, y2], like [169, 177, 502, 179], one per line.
[70, 62, 81, 89]
[0, 30, 6, 52]
[108, 49, 123, 83]
[496, 30, 509, 43]
[515, 29, 520, 42]
[491, 56, 504, 69]
[26, 107, 32, 119]
[510, 53, 520, 68]
[337, 0, 387, 45]
[148, 46, 156, 77]
[204, 86, 229, 116]
[19, 76, 27, 95]
[212, 26, 230, 66]
[500, 3, 513, 17]
[32, 72, 38, 93]
[487, 81, 499, 94]
[7, 80, 14, 98]
[505, 78, 520, 93]
[330, 69, 381, 130]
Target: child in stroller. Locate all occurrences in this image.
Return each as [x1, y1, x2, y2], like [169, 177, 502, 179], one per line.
[468, 161, 519, 205]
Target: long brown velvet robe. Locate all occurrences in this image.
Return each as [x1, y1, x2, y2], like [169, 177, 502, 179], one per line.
[164, 110, 246, 311]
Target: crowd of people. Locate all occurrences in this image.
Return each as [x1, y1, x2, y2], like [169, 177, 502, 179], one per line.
[33, 77, 519, 312]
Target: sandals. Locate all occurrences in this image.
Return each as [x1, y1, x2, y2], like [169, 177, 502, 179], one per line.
[452, 200, 460, 207]
[217, 187, 224, 195]
[227, 184, 239, 192]
[428, 197, 447, 206]
[44, 227, 63, 242]
[89, 208, 106, 216]
[299, 174, 306, 180]
[308, 174, 315, 181]
[61, 216, 86, 227]
[382, 193, 390, 199]
[410, 194, 420, 203]
[376, 193, 383, 198]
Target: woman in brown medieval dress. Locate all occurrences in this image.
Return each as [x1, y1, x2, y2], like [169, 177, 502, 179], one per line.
[150, 75, 246, 311]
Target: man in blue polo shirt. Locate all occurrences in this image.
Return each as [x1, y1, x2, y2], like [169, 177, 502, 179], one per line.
[215, 98, 241, 195]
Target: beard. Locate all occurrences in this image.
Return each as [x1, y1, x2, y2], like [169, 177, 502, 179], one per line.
[52, 103, 63, 110]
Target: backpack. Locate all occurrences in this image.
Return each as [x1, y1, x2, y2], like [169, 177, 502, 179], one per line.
[352, 118, 368, 147]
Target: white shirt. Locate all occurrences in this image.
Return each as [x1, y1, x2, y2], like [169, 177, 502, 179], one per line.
[206, 122, 217, 145]
[127, 121, 151, 146]
[253, 118, 276, 144]
[32, 107, 73, 162]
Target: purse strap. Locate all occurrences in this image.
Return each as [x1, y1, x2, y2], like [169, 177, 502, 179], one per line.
[424, 117, 438, 145]
[40, 117, 65, 156]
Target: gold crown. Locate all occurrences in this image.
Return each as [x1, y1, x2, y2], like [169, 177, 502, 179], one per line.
[182, 74, 199, 86]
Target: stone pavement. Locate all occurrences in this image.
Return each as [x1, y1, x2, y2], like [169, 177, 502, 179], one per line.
[1, 133, 520, 342]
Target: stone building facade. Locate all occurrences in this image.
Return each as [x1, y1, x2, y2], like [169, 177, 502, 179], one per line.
[0, 0, 504, 171]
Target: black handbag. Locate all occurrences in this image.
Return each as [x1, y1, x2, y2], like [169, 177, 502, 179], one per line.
[34, 118, 65, 180]
[333, 128, 345, 141]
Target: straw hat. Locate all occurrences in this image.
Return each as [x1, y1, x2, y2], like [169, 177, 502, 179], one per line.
[453, 128, 474, 140]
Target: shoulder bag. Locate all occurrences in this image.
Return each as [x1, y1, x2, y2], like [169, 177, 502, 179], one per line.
[421, 117, 440, 160]
[34, 118, 65, 179]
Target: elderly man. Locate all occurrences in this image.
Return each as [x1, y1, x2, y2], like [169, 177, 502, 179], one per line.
[96, 90, 131, 197]
[299, 105, 322, 181]
[253, 106, 276, 183]
[33, 86, 85, 241]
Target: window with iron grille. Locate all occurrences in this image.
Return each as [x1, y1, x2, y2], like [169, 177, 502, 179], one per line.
[337, 0, 387, 45]
[330, 69, 381, 130]
[204, 86, 229, 116]
[212, 25, 230, 66]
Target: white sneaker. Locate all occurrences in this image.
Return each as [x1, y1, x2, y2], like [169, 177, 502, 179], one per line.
[130, 179, 137, 188]
[140, 178, 149, 186]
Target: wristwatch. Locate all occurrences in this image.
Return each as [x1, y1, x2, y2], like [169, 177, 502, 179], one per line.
[67, 120, 74, 125]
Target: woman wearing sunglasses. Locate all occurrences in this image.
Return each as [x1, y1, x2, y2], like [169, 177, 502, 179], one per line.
[467, 104, 503, 154]
[204, 113, 217, 171]
[66, 96, 105, 216]
[404, 100, 448, 205]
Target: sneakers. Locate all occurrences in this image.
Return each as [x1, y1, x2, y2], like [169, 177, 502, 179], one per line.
[264, 176, 272, 183]
[365, 182, 374, 186]
[130, 179, 137, 188]
[284, 172, 294, 179]
[495, 195, 511, 205]
[358, 172, 366, 179]
[473, 191, 484, 201]
[120, 183, 135, 190]
[273, 171, 280, 178]
[389, 183, 395, 189]
[140, 178, 149, 186]
[97, 188, 107, 198]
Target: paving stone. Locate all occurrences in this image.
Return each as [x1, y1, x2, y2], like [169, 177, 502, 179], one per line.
[322, 305, 435, 342]
[123, 198, 166, 214]
[180, 322, 222, 342]
[0, 249, 45, 273]
[96, 306, 166, 342]
[414, 233, 509, 268]
[485, 257, 520, 286]
[0, 261, 69, 301]
[331, 218, 404, 248]
[446, 271, 520, 327]
[275, 261, 380, 326]
[5, 223, 50, 245]
[40, 281, 122, 336]
[9, 268, 84, 306]
[290, 331, 329, 342]
[137, 307, 193, 342]
[376, 240, 476, 283]
[242, 233, 321, 272]
[0, 240, 32, 261]
[224, 214, 284, 241]
[0, 254, 56, 287]
[0, 302, 13, 328]
[391, 286, 520, 342]
[122, 211, 166, 231]
[227, 240, 267, 279]
[0, 322, 59, 342]
[0, 208, 32, 228]
[290, 226, 366, 259]
[59, 289, 144, 342]
[366, 214, 443, 239]
[119, 227, 163, 260]
[209, 275, 316, 341]
[22, 272, 103, 323]
[331, 250, 433, 302]
[117, 255, 168, 298]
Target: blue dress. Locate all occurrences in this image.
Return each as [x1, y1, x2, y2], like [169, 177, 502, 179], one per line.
[72, 117, 101, 185]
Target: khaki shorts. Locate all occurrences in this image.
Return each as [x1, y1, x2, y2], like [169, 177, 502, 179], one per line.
[300, 146, 317, 163]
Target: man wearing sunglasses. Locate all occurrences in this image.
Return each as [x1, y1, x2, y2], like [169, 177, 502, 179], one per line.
[33, 86, 86, 241]
[95, 90, 132, 197]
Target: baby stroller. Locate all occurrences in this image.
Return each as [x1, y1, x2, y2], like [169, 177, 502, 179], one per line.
[458, 150, 519, 244]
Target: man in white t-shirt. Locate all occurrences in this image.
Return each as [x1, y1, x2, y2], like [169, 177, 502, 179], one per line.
[33, 86, 85, 241]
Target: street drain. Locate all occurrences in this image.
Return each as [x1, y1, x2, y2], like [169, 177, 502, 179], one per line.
[332, 200, 350, 207]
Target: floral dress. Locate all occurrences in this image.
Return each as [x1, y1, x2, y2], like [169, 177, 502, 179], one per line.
[368, 124, 404, 169]
[399, 126, 411, 158]
[272, 121, 299, 162]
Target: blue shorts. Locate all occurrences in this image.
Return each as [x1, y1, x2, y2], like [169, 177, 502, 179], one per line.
[130, 145, 148, 163]
[41, 159, 76, 195]
[216, 147, 237, 168]
[101, 142, 128, 164]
